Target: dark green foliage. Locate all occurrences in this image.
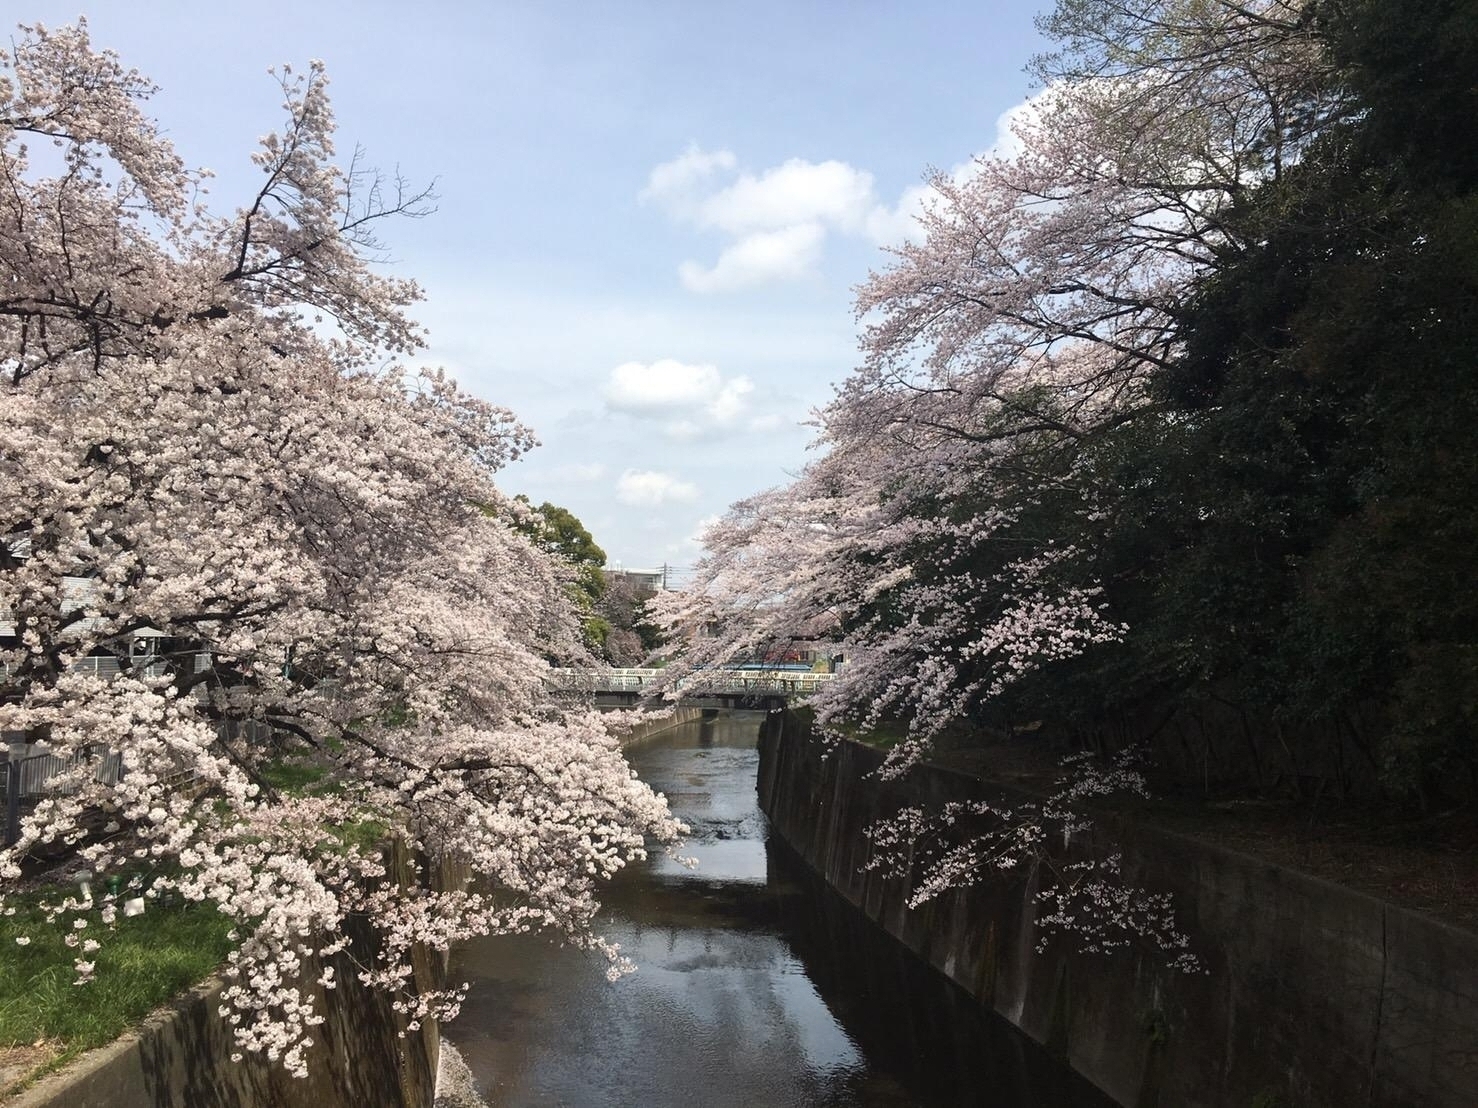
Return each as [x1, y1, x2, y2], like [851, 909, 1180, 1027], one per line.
[596, 572, 667, 665]
[513, 496, 610, 651]
[958, 0, 1478, 800]
[1317, 0, 1478, 188]
[1127, 0, 1478, 794]
[514, 496, 608, 602]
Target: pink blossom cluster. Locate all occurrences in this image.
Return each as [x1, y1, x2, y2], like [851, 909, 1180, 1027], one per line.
[0, 22, 682, 1076]
[865, 750, 1202, 973]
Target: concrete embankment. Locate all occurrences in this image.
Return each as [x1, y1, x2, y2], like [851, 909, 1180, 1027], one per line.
[757, 710, 1478, 1108]
[611, 705, 708, 745]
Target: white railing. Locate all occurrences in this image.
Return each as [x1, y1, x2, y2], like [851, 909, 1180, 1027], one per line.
[549, 667, 834, 697]
[70, 655, 121, 677]
[0, 654, 179, 681]
[5, 743, 123, 797]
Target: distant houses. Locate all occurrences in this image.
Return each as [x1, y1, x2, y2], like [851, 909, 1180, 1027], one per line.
[604, 567, 666, 592]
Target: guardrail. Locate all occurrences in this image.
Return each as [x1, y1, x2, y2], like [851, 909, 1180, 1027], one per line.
[0, 654, 182, 682]
[548, 667, 834, 697]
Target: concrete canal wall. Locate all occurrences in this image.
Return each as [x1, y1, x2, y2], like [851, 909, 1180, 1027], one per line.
[612, 705, 707, 746]
[757, 710, 1478, 1108]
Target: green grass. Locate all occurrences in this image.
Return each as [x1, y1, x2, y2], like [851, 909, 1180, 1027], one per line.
[257, 757, 328, 794]
[258, 761, 389, 851]
[786, 704, 911, 751]
[0, 779, 390, 1094]
[831, 719, 912, 751]
[0, 884, 234, 1076]
[331, 818, 390, 853]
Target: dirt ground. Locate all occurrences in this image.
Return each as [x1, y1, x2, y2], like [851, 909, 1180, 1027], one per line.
[0, 1042, 63, 1098]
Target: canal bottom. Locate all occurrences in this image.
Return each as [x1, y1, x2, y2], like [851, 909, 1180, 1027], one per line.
[445, 712, 1114, 1107]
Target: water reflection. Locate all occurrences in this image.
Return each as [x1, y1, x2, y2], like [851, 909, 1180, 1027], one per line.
[446, 712, 1112, 1107]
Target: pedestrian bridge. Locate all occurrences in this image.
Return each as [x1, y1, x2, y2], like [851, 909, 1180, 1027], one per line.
[548, 667, 833, 707]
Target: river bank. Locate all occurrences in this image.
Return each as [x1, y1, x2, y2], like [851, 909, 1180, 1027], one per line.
[757, 709, 1478, 1108]
[0, 701, 696, 1107]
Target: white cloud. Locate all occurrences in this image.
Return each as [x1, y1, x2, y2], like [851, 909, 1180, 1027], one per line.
[546, 462, 606, 482]
[616, 469, 699, 506]
[641, 145, 738, 205]
[861, 182, 932, 247]
[603, 358, 761, 434]
[989, 88, 1053, 162]
[860, 91, 1051, 246]
[649, 93, 1049, 286]
[679, 513, 722, 552]
[643, 148, 877, 292]
[678, 223, 826, 293]
[606, 358, 725, 411]
[707, 375, 753, 422]
[696, 159, 877, 236]
[745, 412, 787, 433]
[642, 146, 957, 291]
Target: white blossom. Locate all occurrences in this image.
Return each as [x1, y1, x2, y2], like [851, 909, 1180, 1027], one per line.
[0, 23, 683, 1076]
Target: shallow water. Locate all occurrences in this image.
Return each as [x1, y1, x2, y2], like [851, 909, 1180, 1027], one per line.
[445, 712, 1113, 1107]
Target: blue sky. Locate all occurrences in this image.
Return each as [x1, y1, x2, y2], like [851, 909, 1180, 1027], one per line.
[23, 2, 1050, 570]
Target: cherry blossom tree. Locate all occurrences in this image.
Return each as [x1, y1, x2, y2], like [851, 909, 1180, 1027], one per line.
[1, 21, 681, 1076]
[657, 0, 1352, 970]
[865, 747, 1201, 973]
[660, 0, 1342, 766]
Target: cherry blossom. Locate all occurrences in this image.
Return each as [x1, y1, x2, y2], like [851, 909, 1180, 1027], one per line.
[659, 0, 1343, 964]
[865, 749, 1203, 973]
[1, 21, 682, 1076]
[659, 0, 1341, 768]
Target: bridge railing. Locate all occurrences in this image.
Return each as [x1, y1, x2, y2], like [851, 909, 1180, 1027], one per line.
[548, 667, 834, 698]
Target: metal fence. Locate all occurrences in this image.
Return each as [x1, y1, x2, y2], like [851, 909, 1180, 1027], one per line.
[2, 743, 124, 847]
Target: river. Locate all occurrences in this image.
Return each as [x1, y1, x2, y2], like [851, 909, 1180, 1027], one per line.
[444, 711, 1114, 1107]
